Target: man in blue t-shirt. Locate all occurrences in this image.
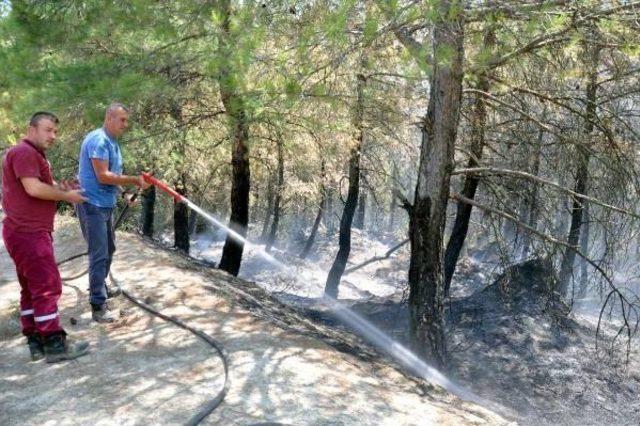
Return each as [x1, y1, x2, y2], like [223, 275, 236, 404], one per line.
[77, 103, 149, 322]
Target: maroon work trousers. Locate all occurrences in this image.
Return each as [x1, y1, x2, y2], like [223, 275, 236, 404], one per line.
[2, 225, 64, 336]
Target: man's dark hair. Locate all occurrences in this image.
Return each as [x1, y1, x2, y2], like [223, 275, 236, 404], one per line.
[29, 111, 59, 127]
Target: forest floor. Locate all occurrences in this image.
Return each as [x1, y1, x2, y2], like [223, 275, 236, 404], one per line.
[194, 226, 640, 426]
[0, 215, 507, 425]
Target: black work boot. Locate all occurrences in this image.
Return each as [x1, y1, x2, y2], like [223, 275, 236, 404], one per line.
[26, 334, 45, 361]
[44, 332, 90, 363]
[91, 303, 117, 323]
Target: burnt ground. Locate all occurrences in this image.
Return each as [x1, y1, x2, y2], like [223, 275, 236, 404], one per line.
[4, 213, 638, 425]
[0, 216, 506, 425]
[293, 258, 640, 426]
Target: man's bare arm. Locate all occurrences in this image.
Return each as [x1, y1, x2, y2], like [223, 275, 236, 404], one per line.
[20, 177, 86, 203]
[91, 158, 147, 188]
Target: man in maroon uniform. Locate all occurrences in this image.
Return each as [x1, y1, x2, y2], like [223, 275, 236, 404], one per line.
[1, 112, 89, 363]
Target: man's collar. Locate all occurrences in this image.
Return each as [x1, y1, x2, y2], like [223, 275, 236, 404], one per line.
[102, 127, 117, 142]
[22, 138, 46, 155]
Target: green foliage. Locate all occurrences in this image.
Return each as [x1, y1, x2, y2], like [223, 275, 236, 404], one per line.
[363, 12, 378, 43]
[1, 0, 637, 276]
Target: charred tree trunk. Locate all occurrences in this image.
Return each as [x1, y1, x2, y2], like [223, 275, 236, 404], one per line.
[408, 4, 464, 367]
[218, 114, 250, 276]
[300, 159, 326, 259]
[174, 178, 189, 253]
[324, 72, 366, 298]
[169, 103, 189, 254]
[443, 27, 494, 298]
[559, 30, 599, 296]
[266, 138, 285, 252]
[141, 185, 155, 237]
[217, 0, 250, 276]
[559, 150, 590, 295]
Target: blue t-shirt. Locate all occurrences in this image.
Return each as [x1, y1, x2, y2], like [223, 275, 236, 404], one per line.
[78, 128, 123, 208]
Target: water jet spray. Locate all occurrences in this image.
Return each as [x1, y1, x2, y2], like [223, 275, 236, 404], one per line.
[142, 173, 490, 409]
[142, 173, 283, 267]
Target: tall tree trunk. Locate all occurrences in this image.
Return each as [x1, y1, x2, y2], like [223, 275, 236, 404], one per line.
[559, 29, 599, 296]
[521, 125, 545, 258]
[218, 115, 250, 276]
[578, 203, 590, 298]
[559, 150, 590, 295]
[300, 159, 326, 259]
[387, 162, 398, 233]
[554, 171, 569, 240]
[354, 191, 366, 230]
[266, 138, 285, 252]
[174, 177, 189, 253]
[217, 0, 250, 276]
[324, 187, 334, 235]
[443, 27, 494, 298]
[169, 103, 189, 254]
[324, 71, 366, 298]
[260, 173, 274, 242]
[408, 4, 465, 368]
[141, 185, 156, 237]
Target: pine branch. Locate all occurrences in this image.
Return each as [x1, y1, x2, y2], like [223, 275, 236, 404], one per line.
[452, 167, 640, 220]
[344, 238, 409, 275]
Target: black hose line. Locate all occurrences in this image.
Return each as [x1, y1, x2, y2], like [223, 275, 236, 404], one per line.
[56, 192, 230, 424]
[109, 273, 230, 425]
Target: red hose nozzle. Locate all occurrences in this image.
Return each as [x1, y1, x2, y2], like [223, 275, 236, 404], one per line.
[142, 172, 186, 203]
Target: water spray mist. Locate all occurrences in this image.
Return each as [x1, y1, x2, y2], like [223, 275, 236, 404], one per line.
[142, 172, 487, 407]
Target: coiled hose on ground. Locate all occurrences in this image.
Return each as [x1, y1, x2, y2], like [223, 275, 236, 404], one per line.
[56, 198, 230, 425]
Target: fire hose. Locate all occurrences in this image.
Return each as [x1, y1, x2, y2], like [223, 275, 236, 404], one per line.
[57, 176, 230, 425]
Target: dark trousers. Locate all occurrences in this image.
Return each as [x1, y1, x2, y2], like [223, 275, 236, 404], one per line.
[2, 225, 64, 336]
[76, 203, 115, 306]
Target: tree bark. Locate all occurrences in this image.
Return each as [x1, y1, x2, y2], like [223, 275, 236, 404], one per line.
[324, 72, 366, 298]
[387, 163, 398, 233]
[443, 28, 493, 298]
[559, 28, 599, 296]
[300, 159, 326, 259]
[265, 138, 285, 252]
[521, 125, 545, 258]
[217, 0, 251, 276]
[218, 114, 250, 276]
[141, 185, 155, 237]
[324, 187, 334, 235]
[260, 172, 274, 242]
[169, 103, 189, 254]
[558, 149, 590, 295]
[578, 203, 590, 298]
[407, 3, 465, 368]
[174, 178, 189, 253]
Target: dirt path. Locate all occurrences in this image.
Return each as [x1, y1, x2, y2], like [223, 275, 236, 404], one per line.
[0, 216, 508, 425]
